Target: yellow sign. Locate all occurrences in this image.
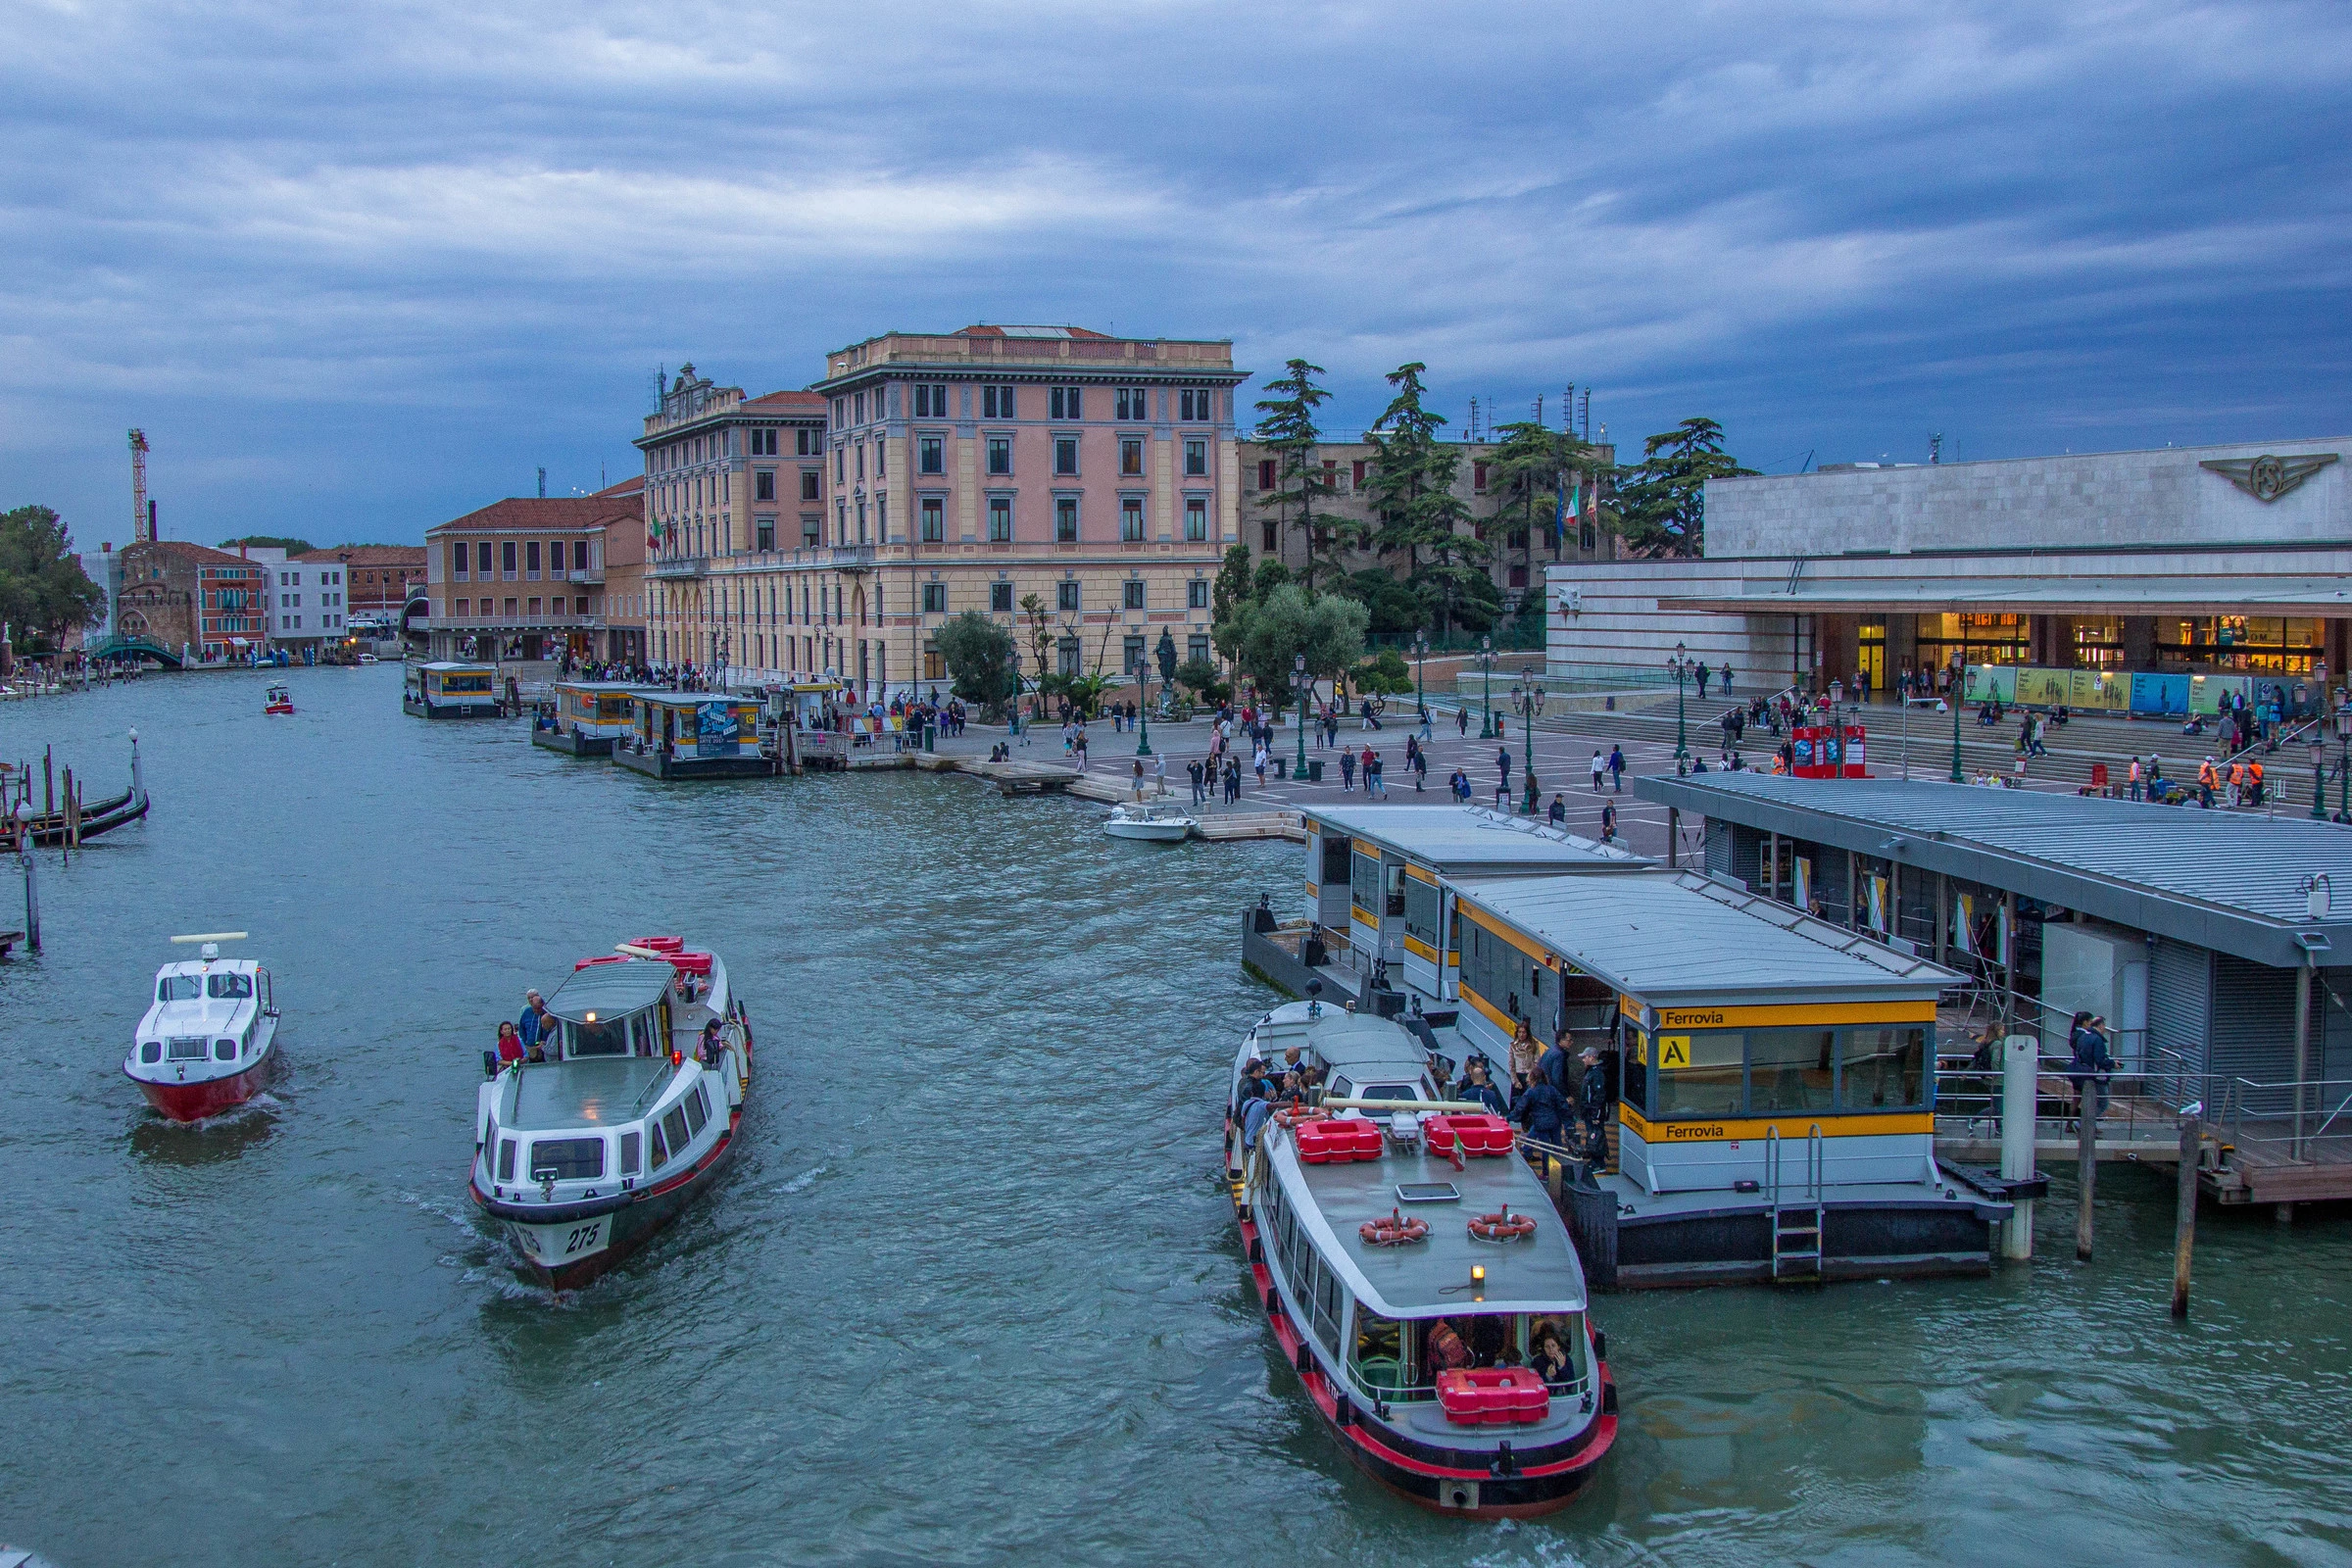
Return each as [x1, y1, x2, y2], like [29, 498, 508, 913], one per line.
[1632, 1031, 1648, 1066]
[1658, 1035, 1691, 1070]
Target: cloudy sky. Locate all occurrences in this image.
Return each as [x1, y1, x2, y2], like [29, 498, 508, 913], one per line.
[5, 0, 2348, 548]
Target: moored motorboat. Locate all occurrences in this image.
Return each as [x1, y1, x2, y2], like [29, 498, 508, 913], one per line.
[1104, 801, 1197, 842]
[468, 936, 754, 1291]
[265, 681, 294, 714]
[125, 933, 280, 1121]
[1225, 1000, 1617, 1517]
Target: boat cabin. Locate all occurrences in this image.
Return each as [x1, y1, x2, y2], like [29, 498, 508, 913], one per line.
[612, 693, 771, 779]
[404, 662, 500, 718]
[534, 680, 645, 757]
[1297, 806, 1646, 1003]
[1446, 868, 2005, 1285]
[134, 957, 273, 1070]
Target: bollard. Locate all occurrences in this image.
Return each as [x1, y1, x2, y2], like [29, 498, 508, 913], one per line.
[2172, 1112, 2198, 1320]
[2076, 1091, 2097, 1262]
[2000, 1035, 2037, 1259]
[21, 847, 39, 954]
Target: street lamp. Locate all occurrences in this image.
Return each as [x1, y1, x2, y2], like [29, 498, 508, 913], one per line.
[1951, 661, 1965, 783]
[2311, 729, 2328, 820]
[1414, 631, 1429, 728]
[1293, 653, 1310, 778]
[1477, 636, 1497, 738]
[1515, 672, 1544, 813]
[2335, 709, 2352, 823]
[1669, 642, 1691, 763]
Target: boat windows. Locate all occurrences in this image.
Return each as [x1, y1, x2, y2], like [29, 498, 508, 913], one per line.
[631, 1013, 658, 1057]
[1651, 1031, 1744, 1117]
[1402, 876, 1440, 952]
[1528, 1312, 1589, 1391]
[1840, 1026, 1927, 1110]
[648, 1120, 669, 1172]
[497, 1138, 517, 1181]
[139, 1041, 162, 1063]
[529, 1137, 606, 1182]
[158, 975, 202, 1002]
[1355, 1083, 1421, 1102]
[1353, 1310, 1406, 1393]
[1745, 1028, 1835, 1113]
[568, 1014, 629, 1057]
[1289, 1238, 1347, 1352]
[1383, 864, 1406, 918]
[206, 972, 254, 1000]
[684, 1083, 710, 1136]
[618, 1130, 641, 1176]
[662, 1106, 691, 1160]
[1350, 852, 1381, 917]
[167, 1036, 209, 1061]
[214, 1039, 236, 1061]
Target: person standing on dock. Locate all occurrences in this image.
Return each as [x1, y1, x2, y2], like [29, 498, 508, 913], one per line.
[1340, 749, 1356, 792]
[1608, 744, 1626, 791]
[1496, 746, 1512, 798]
[2068, 1012, 2116, 1129]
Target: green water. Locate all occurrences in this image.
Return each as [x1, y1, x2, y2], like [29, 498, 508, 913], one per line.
[0, 668, 2346, 1566]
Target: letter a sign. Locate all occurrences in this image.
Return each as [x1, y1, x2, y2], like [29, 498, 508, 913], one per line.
[1658, 1035, 1692, 1070]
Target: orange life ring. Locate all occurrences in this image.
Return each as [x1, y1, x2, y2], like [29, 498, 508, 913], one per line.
[1358, 1207, 1430, 1246]
[1274, 1105, 1327, 1129]
[1468, 1203, 1539, 1242]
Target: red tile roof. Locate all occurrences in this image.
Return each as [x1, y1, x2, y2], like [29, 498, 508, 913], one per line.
[293, 545, 425, 566]
[956, 324, 1113, 339]
[427, 497, 641, 534]
[133, 540, 266, 567]
[744, 390, 827, 411]
[594, 474, 644, 499]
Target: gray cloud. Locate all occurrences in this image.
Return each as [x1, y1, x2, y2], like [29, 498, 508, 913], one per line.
[2, 0, 2346, 543]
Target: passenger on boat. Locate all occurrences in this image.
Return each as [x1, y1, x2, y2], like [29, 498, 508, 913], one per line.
[495, 1020, 525, 1065]
[1575, 1047, 1612, 1152]
[1536, 1029, 1574, 1097]
[1530, 1326, 1573, 1386]
[1241, 1093, 1274, 1152]
[1460, 1058, 1508, 1115]
[1425, 1318, 1473, 1374]
[517, 991, 547, 1053]
[1508, 1017, 1543, 1084]
[1510, 1071, 1571, 1151]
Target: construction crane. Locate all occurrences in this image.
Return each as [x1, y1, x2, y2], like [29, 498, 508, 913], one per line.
[128, 429, 151, 543]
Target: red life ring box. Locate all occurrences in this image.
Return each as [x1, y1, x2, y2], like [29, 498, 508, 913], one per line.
[1340, 1120, 1385, 1160]
[633, 935, 686, 953]
[667, 952, 714, 976]
[1428, 1113, 1513, 1156]
[1295, 1121, 1341, 1163]
[1437, 1367, 1550, 1425]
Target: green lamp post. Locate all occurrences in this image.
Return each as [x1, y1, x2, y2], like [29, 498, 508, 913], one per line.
[2336, 710, 2352, 823]
[1478, 636, 1496, 739]
[1293, 653, 1309, 778]
[1135, 670, 1152, 757]
[1413, 631, 1429, 726]
[1951, 663, 1965, 784]
[1670, 642, 1690, 764]
[1518, 673, 1544, 814]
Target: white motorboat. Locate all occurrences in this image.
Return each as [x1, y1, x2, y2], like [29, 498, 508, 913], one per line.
[125, 933, 280, 1121]
[468, 935, 754, 1291]
[1104, 801, 1197, 842]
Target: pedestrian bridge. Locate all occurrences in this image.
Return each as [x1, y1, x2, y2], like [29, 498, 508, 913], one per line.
[85, 635, 186, 668]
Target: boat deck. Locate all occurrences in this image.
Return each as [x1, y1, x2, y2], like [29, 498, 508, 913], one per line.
[504, 1057, 672, 1131]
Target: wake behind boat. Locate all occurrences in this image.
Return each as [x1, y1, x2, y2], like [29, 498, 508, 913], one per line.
[468, 936, 754, 1291]
[1225, 1000, 1617, 1517]
[125, 933, 280, 1121]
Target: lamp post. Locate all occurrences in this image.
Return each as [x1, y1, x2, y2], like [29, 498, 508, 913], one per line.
[1414, 631, 1429, 727]
[1477, 636, 1497, 738]
[14, 801, 35, 954]
[1516, 672, 1544, 814]
[1951, 661, 1965, 783]
[1293, 653, 1309, 778]
[2336, 709, 2352, 823]
[1669, 642, 1691, 764]
[1136, 662, 1152, 758]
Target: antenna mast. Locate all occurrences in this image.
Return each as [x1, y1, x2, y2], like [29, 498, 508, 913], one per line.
[128, 429, 151, 543]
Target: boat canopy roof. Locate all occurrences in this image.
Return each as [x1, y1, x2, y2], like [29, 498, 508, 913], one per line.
[1251, 1004, 1432, 1080]
[544, 958, 673, 1023]
[501, 1055, 674, 1132]
[636, 691, 757, 710]
[419, 662, 496, 673]
[1278, 1135, 1590, 1318]
[554, 680, 644, 694]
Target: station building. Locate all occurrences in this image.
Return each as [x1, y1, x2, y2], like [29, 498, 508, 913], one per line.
[1546, 436, 2352, 698]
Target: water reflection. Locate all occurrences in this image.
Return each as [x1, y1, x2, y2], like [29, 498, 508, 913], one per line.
[124, 1096, 282, 1164]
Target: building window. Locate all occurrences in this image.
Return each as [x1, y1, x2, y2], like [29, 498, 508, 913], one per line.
[755, 429, 778, 456]
[1056, 580, 1081, 612]
[1185, 499, 1208, 542]
[919, 436, 944, 474]
[756, 470, 775, 501]
[802, 470, 820, 501]
[988, 437, 1012, 475]
[1054, 437, 1078, 475]
[1055, 498, 1079, 542]
[1188, 632, 1210, 663]
[914, 383, 945, 417]
[1116, 387, 1149, 420]
[990, 498, 1014, 542]
[1508, 564, 1529, 588]
[854, 391, 866, 423]
[1123, 633, 1147, 673]
[990, 582, 1013, 612]
[1256, 459, 1277, 489]
[1051, 385, 1084, 419]
[856, 443, 865, 479]
[1186, 439, 1206, 476]
[1122, 580, 1146, 611]
[1187, 579, 1209, 610]
[1261, 521, 1278, 553]
[1352, 460, 1367, 490]
[572, 541, 589, 571]
[527, 597, 541, 616]
[983, 384, 1016, 418]
[921, 499, 945, 543]
[1119, 438, 1143, 477]
[921, 582, 948, 613]
[757, 518, 775, 552]
[453, 600, 466, 617]
[835, 447, 846, 483]
[1582, 520, 1597, 552]
[1473, 461, 1489, 492]
[1121, 499, 1146, 542]
[1180, 389, 1212, 420]
[502, 541, 517, 578]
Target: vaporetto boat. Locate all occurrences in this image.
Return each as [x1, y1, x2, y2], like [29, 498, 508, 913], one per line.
[1225, 1000, 1617, 1517]
[469, 937, 753, 1291]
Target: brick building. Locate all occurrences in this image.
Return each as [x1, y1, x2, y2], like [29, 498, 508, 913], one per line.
[115, 541, 272, 662]
[296, 546, 425, 622]
[422, 497, 637, 662]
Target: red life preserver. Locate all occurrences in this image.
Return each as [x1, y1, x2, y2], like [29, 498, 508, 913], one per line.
[1358, 1207, 1431, 1247]
[1468, 1203, 1539, 1242]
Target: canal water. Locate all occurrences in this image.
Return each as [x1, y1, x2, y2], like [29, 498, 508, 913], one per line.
[2, 667, 2348, 1568]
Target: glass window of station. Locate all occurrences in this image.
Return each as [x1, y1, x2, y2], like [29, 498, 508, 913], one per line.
[1626, 1020, 1929, 1117]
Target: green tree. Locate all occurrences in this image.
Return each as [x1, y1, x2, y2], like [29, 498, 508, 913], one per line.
[220, 534, 316, 555]
[1407, 440, 1492, 641]
[1173, 656, 1229, 706]
[0, 505, 102, 648]
[1335, 567, 1429, 636]
[1251, 359, 1341, 590]
[1363, 362, 1447, 576]
[1615, 417, 1756, 557]
[1215, 583, 1368, 713]
[1485, 420, 1600, 587]
[934, 611, 1017, 719]
[1209, 543, 1253, 627]
[1018, 592, 1055, 698]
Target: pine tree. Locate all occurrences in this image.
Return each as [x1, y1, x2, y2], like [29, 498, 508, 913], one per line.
[1251, 359, 1337, 590]
[1614, 417, 1756, 557]
[1486, 420, 1601, 591]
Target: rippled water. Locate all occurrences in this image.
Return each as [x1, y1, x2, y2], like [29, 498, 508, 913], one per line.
[2, 668, 2348, 1567]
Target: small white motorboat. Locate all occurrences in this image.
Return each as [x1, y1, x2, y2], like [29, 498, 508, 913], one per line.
[1104, 802, 1198, 842]
[126, 933, 280, 1121]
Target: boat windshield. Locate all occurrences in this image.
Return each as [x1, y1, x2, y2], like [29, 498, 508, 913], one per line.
[1353, 1309, 1589, 1400]
[158, 975, 203, 1002]
[207, 972, 253, 999]
[566, 1014, 632, 1057]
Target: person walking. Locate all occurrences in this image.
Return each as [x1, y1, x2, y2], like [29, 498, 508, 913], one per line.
[1367, 751, 1386, 798]
[1590, 750, 1605, 791]
[2067, 1011, 2116, 1129]
[1496, 746, 1513, 798]
[1188, 758, 1206, 806]
[1419, 706, 1434, 742]
[1548, 793, 1567, 826]
[1252, 741, 1269, 789]
[1412, 743, 1429, 792]
[1457, 706, 1470, 738]
[1340, 748, 1357, 792]
[1694, 660, 1710, 699]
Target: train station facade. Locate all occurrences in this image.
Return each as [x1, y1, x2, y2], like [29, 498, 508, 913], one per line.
[1545, 436, 2352, 702]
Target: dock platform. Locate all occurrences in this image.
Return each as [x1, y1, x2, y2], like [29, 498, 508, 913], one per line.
[612, 745, 776, 781]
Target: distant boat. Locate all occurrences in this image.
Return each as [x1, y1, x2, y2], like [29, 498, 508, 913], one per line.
[1, 732, 149, 850]
[1104, 801, 1197, 842]
[265, 682, 294, 714]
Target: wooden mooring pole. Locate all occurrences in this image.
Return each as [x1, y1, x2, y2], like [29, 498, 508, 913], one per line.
[2076, 1099, 2096, 1262]
[2172, 1112, 2198, 1320]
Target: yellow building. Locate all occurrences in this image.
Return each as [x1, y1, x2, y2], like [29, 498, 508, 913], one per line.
[641, 327, 1247, 699]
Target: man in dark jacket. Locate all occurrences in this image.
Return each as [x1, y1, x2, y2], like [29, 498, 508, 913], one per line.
[1459, 1058, 1508, 1116]
[2068, 1013, 2117, 1127]
[1537, 1033, 1574, 1098]
[1510, 1072, 1571, 1148]
[1573, 1046, 1612, 1157]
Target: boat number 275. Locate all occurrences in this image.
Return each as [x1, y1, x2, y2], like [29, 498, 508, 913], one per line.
[560, 1222, 602, 1256]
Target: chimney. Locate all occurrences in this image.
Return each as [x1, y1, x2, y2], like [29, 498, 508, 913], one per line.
[149, 500, 158, 539]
